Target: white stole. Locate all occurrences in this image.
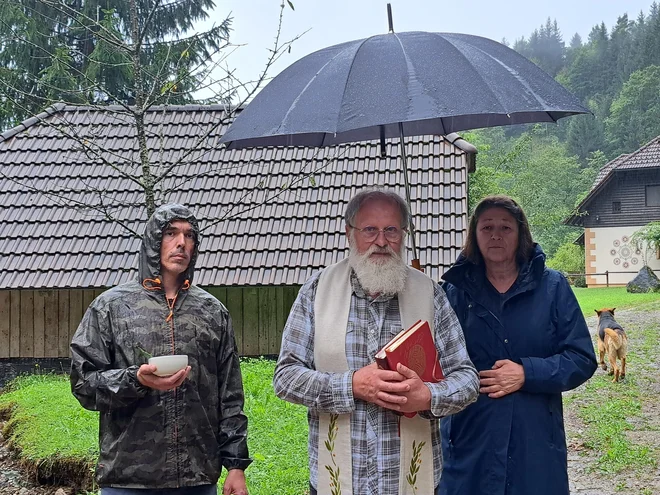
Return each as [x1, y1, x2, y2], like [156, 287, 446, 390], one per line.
[314, 258, 436, 495]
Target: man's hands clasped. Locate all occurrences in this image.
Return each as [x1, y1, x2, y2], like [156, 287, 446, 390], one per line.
[352, 362, 431, 413]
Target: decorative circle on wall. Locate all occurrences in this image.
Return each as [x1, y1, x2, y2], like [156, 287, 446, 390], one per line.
[610, 236, 640, 269]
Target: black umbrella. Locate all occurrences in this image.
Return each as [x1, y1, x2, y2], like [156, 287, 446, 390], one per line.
[221, 4, 589, 267]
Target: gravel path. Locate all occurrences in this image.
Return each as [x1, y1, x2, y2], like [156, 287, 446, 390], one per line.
[567, 307, 660, 495]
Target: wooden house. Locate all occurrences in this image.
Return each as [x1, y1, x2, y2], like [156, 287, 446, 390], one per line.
[565, 136, 660, 287]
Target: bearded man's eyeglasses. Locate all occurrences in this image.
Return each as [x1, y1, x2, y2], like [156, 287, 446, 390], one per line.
[350, 225, 405, 242]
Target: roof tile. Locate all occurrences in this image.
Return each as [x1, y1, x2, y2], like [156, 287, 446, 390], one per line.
[1, 104, 472, 288]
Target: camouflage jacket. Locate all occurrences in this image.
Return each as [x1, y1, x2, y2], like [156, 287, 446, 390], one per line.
[70, 204, 251, 488]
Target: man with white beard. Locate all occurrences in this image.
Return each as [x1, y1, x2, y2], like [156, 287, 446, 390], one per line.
[273, 189, 479, 495]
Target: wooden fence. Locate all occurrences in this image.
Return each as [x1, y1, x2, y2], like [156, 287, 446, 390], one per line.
[0, 286, 300, 359]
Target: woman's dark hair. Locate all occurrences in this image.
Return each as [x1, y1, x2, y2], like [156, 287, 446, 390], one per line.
[463, 195, 534, 265]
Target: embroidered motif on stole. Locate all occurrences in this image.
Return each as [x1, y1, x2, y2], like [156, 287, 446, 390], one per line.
[314, 258, 436, 495]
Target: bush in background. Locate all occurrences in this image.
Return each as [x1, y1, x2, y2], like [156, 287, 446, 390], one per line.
[548, 242, 586, 287]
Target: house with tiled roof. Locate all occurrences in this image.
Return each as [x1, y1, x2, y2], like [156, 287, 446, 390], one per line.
[0, 103, 475, 377]
[565, 136, 660, 287]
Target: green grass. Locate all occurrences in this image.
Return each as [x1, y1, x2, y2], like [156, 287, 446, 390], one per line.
[0, 359, 309, 495]
[231, 358, 308, 495]
[572, 287, 660, 316]
[0, 374, 98, 462]
[571, 373, 654, 473]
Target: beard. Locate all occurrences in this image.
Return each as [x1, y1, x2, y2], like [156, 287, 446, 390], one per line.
[348, 241, 408, 296]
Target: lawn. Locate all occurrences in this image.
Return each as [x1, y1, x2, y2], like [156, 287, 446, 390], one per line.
[0, 358, 308, 495]
[572, 286, 660, 316]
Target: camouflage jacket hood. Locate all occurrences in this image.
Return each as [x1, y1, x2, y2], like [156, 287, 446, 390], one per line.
[70, 204, 250, 488]
[139, 203, 200, 285]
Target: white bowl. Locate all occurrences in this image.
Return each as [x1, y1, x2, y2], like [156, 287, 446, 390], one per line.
[148, 355, 188, 377]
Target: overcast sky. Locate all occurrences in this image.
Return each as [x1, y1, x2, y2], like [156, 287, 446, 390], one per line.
[198, 0, 654, 96]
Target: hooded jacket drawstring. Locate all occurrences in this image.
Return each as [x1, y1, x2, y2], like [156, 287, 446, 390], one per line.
[142, 278, 191, 322]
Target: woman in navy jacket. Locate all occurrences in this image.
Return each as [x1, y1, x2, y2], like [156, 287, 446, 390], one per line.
[439, 195, 597, 495]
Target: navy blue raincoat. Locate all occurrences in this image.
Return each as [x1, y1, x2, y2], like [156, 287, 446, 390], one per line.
[439, 245, 597, 495]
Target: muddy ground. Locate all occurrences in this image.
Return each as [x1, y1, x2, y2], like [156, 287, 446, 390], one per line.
[1, 309, 659, 495]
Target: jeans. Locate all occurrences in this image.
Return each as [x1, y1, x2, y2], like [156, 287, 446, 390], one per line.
[101, 485, 217, 495]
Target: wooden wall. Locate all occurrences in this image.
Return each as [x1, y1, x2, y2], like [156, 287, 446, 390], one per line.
[0, 289, 101, 359]
[205, 286, 300, 356]
[0, 286, 300, 359]
[583, 169, 660, 228]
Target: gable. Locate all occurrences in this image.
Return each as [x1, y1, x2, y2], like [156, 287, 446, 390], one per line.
[0, 104, 472, 289]
[565, 135, 660, 226]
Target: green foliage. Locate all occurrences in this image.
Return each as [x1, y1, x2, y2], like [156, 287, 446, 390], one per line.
[605, 65, 660, 156]
[468, 127, 596, 257]
[547, 242, 585, 286]
[513, 18, 565, 77]
[0, 0, 231, 128]
[233, 358, 309, 495]
[0, 359, 309, 495]
[631, 221, 660, 253]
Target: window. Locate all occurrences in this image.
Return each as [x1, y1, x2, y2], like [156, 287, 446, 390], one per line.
[612, 201, 621, 213]
[646, 185, 660, 207]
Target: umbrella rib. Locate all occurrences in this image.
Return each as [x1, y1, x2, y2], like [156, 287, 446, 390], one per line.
[324, 35, 383, 146]
[440, 34, 554, 115]
[280, 38, 377, 141]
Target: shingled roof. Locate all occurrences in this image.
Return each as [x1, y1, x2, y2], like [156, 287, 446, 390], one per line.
[0, 103, 474, 289]
[565, 135, 660, 226]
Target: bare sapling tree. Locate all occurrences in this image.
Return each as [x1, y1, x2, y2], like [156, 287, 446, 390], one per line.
[0, 0, 331, 236]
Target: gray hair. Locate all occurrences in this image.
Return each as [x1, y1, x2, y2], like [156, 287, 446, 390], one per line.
[344, 188, 410, 229]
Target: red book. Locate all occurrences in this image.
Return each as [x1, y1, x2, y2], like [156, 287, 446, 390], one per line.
[375, 319, 443, 418]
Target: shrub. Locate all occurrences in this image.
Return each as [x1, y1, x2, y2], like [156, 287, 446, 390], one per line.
[547, 242, 585, 286]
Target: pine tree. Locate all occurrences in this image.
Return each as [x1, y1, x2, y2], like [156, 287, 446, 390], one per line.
[0, 0, 231, 129]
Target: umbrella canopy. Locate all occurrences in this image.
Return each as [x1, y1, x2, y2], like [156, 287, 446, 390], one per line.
[220, 19, 589, 269]
[220, 31, 589, 150]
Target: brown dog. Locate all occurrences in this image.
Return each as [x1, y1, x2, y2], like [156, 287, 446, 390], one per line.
[595, 308, 628, 382]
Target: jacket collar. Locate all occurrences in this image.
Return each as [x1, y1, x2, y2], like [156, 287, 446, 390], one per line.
[442, 244, 546, 298]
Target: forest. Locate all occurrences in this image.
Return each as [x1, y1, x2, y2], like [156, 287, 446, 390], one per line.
[2, 1, 660, 272]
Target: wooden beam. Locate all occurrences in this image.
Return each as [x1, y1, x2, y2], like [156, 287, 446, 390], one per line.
[242, 287, 259, 356]
[69, 290, 84, 346]
[0, 291, 10, 358]
[226, 287, 244, 354]
[19, 290, 34, 357]
[9, 291, 20, 357]
[33, 290, 46, 358]
[44, 290, 59, 358]
[58, 290, 70, 357]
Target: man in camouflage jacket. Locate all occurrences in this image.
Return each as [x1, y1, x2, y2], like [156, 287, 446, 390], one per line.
[70, 204, 250, 495]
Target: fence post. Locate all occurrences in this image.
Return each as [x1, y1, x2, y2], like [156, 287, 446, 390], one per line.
[605, 270, 609, 287]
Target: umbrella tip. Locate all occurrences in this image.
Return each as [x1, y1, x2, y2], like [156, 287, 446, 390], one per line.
[387, 3, 394, 33]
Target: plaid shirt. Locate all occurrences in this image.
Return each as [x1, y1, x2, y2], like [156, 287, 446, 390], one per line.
[273, 268, 479, 495]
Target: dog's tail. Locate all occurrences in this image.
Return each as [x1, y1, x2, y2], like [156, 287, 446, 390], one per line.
[604, 328, 624, 349]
